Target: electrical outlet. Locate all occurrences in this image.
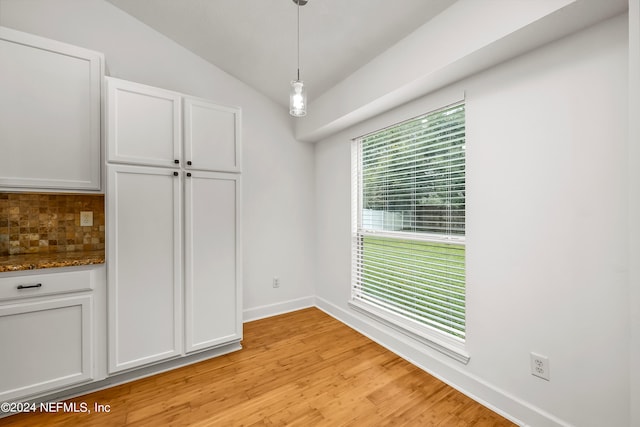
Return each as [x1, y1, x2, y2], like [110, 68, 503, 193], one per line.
[80, 211, 93, 227]
[530, 352, 550, 381]
[273, 277, 280, 288]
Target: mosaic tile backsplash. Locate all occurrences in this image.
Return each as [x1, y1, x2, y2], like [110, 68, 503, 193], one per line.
[0, 193, 105, 256]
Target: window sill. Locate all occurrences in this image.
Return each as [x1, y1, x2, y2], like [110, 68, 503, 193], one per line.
[349, 299, 470, 364]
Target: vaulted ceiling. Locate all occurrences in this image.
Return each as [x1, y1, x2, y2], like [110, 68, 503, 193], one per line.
[106, 0, 457, 108]
[106, 0, 629, 141]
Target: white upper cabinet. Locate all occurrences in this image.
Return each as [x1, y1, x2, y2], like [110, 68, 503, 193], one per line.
[184, 98, 241, 173]
[106, 77, 181, 168]
[0, 26, 103, 191]
[106, 79, 241, 172]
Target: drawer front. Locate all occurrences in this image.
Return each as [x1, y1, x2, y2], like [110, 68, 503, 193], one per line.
[0, 270, 92, 301]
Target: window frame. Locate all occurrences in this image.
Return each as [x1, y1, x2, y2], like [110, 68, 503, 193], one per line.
[349, 101, 469, 363]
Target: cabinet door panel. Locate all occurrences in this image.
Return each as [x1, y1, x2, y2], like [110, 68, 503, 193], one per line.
[184, 98, 241, 172]
[106, 78, 181, 168]
[0, 27, 102, 191]
[184, 172, 241, 353]
[107, 165, 182, 373]
[0, 295, 92, 401]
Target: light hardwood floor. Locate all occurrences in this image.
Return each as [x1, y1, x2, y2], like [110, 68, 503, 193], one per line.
[1, 307, 516, 426]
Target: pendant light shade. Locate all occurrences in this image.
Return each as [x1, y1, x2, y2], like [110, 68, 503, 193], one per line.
[289, 0, 307, 117]
[290, 80, 306, 117]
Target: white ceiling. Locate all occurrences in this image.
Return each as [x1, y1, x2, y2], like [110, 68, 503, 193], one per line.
[106, 0, 457, 108]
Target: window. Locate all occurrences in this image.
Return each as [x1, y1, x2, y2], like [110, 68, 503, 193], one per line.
[350, 102, 467, 361]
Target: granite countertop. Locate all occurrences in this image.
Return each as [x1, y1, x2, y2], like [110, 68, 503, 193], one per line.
[0, 250, 105, 272]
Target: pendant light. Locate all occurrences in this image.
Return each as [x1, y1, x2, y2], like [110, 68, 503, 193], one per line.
[289, 0, 307, 117]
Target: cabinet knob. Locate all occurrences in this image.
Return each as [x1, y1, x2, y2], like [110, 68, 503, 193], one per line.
[174, 159, 180, 164]
[186, 173, 192, 177]
[17, 283, 42, 290]
[187, 161, 192, 166]
[173, 172, 179, 176]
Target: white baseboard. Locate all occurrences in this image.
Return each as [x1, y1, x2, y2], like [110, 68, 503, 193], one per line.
[314, 296, 571, 427]
[243, 296, 315, 322]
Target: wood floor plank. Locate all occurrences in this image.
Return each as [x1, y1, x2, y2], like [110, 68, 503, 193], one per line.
[0, 307, 516, 426]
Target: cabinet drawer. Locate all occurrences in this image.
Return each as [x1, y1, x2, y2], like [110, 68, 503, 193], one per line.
[0, 270, 92, 301]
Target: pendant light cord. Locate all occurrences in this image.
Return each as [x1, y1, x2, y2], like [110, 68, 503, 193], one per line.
[297, 0, 300, 81]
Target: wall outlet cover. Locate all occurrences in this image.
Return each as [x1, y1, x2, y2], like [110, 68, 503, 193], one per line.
[80, 211, 93, 227]
[530, 352, 550, 381]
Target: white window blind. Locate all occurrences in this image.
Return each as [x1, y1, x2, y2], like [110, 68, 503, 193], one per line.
[351, 102, 466, 348]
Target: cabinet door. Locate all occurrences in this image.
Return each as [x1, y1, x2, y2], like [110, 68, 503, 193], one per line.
[0, 295, 93, 401]
[106, 77, 182, 168]
[0, 27, 103, 191]
[107, 165, 182, 373]
[184, 171, 242, 353]
[184, 98, 241, 172]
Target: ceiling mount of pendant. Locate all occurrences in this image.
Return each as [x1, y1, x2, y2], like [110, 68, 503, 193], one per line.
[292, 0, 308, 5]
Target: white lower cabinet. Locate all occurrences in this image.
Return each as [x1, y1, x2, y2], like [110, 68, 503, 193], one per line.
[0, 292, 93, 401]
[107, 165, 182, 373]
[107, 165, 241, 374]
[184, 171, 242, 353]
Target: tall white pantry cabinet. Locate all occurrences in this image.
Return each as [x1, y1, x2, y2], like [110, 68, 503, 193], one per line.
[105, 77, 242, 373]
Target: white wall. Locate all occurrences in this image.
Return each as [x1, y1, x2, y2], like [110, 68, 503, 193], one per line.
[315, 14, 629, 427]
[0, 0, 316, 318]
